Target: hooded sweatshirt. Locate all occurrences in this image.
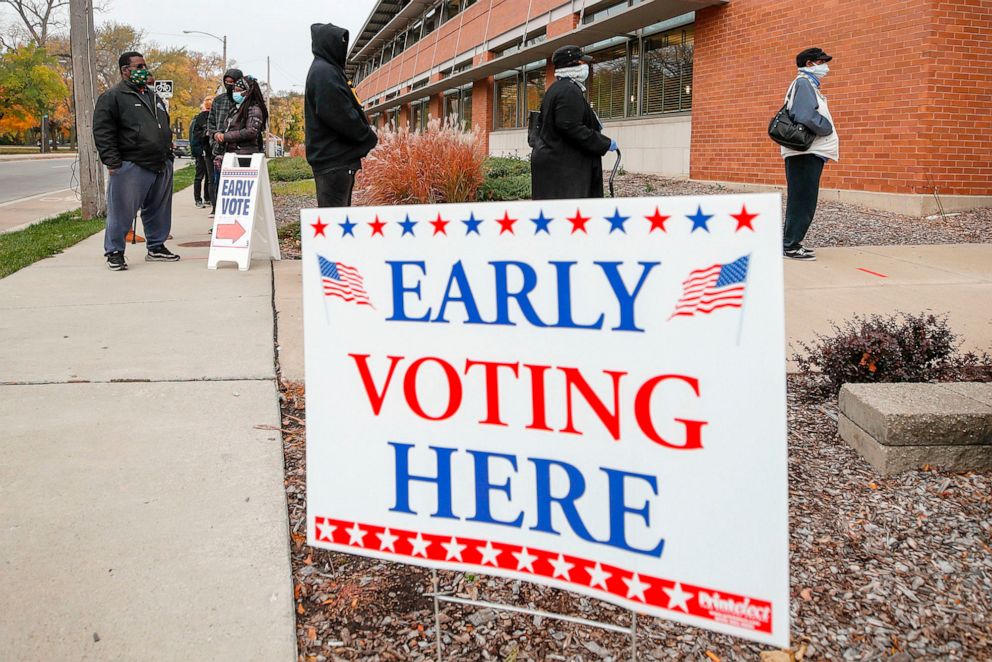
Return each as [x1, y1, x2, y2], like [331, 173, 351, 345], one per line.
[304, 23, 377, 174]
[206, 67, 244, 158]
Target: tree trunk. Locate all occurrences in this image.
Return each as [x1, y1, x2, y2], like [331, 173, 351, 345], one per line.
[68, 0, 106, 218]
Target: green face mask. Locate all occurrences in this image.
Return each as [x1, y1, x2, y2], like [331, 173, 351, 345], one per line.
[129, 68, 150, 86]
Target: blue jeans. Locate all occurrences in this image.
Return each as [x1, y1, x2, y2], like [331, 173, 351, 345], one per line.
[104, 160, 174, 255]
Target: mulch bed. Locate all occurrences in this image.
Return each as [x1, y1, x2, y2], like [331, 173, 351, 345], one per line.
[273, 174, 991, 261]
[279, 377, 992, 662]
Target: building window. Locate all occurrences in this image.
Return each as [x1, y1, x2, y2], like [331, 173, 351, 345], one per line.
[463, 0, 476, 7]
[443, 86, 473, 129]
[582, 0, 632, 25]
[494, 74, 519, 129]
[524, 67, 546, 115]
[410, 98, 429, 132]
[588, 42, 627, 119]
[442, 0, 460, 23]
[386, 108, 400, 129]
[422, 6, 439, 37]
[393, 33, 406, 56]
[408, 19, 423, 46]
[642, 25, 693, 114]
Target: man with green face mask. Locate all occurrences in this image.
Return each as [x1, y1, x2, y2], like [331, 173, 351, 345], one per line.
[93, 51, 180, 271]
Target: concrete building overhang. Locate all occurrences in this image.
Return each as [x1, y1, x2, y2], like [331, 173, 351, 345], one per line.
[353, 0, 725, 116]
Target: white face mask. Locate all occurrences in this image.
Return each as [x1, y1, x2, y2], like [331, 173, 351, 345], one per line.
[806, 63, 829, 78]
[557, 63, 590, 83]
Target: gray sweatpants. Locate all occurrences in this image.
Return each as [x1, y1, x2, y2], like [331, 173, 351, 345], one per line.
[104, 160, 174, 255]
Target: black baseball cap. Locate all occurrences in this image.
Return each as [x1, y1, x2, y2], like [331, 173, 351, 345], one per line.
[796, 47, 832, 67]
[552, 45, 593, 68]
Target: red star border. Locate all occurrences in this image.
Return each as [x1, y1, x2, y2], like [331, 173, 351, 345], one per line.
[731, 205, 758, 232]
[567, 209, 590, 234]
[645, 207, 669, 233]
[368, 215, 387, 237]
[310, 218, 328, 238]
[430, 213, 450, 236]
[312, 516, 775, 636]
[496, 211, 517, 235]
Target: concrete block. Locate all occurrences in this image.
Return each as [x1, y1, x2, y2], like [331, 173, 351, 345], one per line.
[839, 413, 992, 475]
[938, 382, 992, 408]
[839, 383, 992, 446]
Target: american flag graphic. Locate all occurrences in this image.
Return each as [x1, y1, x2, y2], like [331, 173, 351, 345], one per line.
[318, 255, 372, 307]
[670, 255, 750, 319]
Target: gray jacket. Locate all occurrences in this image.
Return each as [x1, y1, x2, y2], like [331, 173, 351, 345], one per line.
[791, 75, 833, 136]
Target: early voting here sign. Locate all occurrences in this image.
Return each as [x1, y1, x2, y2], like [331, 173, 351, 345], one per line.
[301, 194, 789, 646]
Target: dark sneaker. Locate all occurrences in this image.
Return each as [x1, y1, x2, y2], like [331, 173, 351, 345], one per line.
[146, 245, 181, 262]
[784, 247, 816, 261]
[195, 200, 204, 208]
[106, 251, 127, 271]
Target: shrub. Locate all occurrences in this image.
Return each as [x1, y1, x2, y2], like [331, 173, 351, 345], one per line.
[793, 312, 992, 394]
[478, 156, 531, 201]
[268, 156, 313, 182]
[354, 119, 486, 205]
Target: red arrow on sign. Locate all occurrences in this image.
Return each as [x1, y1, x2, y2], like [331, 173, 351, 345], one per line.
[215, 220, 246, 241]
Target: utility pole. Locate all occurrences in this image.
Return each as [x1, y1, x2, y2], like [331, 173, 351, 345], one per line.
[69, 0, 106, 218]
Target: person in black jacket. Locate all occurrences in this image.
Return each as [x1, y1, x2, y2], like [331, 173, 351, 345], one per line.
[93, 51, 180, 271]
[305, 22, 378, 207]
[531, 45, 617, 200]
[189, 97, 212, 207]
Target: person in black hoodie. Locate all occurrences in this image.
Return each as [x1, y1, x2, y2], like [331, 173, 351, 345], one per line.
[93, 51, 180, 270]
[305, 23, 378, 207]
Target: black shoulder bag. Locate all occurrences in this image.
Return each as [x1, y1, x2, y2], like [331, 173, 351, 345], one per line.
[768, 79, 814, 151]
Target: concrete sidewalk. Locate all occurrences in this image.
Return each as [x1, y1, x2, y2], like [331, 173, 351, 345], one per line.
[273, 244, 992, 380]
[0, 190, 296, 659]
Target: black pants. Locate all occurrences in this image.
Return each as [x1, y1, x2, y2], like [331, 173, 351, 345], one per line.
[210, 163, 221, 214]
[783, 154, 825, 250]
[193, 153, 211, 203]
[314, 169, 356, 207]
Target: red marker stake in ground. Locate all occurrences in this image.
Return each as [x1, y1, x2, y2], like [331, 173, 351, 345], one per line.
[215, 220, 246, 242]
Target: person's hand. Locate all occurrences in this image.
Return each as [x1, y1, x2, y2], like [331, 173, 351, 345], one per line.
[609, 139, 618, 152]
[214, 132, 225, 143]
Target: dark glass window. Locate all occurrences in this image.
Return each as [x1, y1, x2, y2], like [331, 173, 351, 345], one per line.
[408, 19, 423, 45]
[525, 68, 546, 114]
[443, 0, 460, 23]
[422, 6, 439, 36]
[588, 43, 626, 119]
[494, 75, 519, 129]
[642, 25, 693, 114]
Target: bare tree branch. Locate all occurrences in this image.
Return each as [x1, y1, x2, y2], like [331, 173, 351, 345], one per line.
[0, 0, 70, 47]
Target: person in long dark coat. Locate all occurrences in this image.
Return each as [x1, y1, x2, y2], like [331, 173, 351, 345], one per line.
[531, 45, 616, 200]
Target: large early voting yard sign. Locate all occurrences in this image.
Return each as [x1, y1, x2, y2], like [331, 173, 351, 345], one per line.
[301, 194, 790, 648]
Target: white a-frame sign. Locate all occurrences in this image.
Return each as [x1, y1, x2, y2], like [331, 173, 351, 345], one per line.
[207, 152, 281, 271]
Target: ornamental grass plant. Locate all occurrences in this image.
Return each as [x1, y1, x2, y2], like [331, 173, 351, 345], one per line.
[354, 119, 486, 205]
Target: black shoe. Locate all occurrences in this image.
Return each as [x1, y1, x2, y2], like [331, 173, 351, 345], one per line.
[146, 245, 181, 262]
[106, 251, 127, 271]
[195, 200, 204, 208]
[784, 246, 816, 261]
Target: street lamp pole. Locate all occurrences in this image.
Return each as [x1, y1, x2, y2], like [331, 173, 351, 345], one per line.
[182, 30, 227, 72]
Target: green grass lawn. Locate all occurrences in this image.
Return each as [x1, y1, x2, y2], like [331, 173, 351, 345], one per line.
[271, 179, 316, 196]
[0, 146, 77, 155]
[0, 210, 104, 278]
[0, 161, 197, 279]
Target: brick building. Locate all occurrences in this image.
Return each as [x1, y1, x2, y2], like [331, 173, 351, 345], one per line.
[349, 0, 992, 214]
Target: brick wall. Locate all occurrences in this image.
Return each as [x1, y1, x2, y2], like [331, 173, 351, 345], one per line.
[691, 0, 991, 196]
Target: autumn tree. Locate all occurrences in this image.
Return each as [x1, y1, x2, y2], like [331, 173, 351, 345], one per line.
[0, 43, 68, 142]
[268, 92, 304, 147]
[94, 21, 144, 92]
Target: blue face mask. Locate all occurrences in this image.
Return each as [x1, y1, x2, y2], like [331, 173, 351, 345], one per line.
[232, 92, 245, 104]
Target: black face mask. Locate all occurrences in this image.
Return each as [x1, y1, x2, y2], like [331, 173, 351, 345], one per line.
[224, 83, 235, 93]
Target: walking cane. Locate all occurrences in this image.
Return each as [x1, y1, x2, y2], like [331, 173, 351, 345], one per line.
[609, 148, 622, 198]
[131, 213, 137, 245]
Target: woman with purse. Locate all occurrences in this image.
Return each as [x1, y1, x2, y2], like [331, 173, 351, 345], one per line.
[213, 76, 268, 163]
[779, 47, 837, 262]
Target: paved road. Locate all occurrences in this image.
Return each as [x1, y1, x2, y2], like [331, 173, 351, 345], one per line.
[0, 156, 76, 204]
